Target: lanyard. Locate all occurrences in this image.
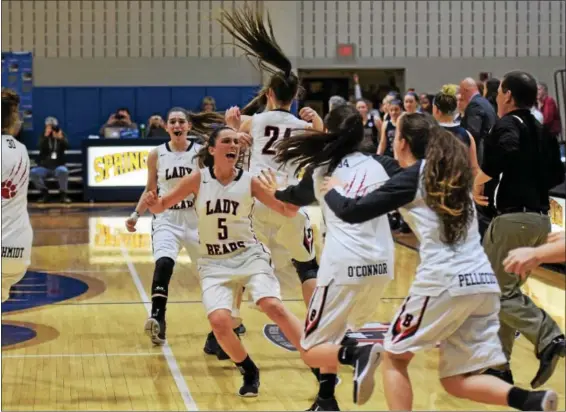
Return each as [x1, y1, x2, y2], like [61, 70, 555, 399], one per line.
[48, 137, 58, 152]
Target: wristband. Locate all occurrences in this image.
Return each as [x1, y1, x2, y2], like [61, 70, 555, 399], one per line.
[130, 211, 140, 220]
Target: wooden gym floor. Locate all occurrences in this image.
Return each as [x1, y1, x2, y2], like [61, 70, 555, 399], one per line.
[2, 204, 565, 411]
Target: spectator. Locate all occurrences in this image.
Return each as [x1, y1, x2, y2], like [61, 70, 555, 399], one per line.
[377, 99, 402, 157]
[474, 71, 565, 388]
[419, 93, 434, 114]
[537, 82, 562, 139]
[355, 99, 380, 153]
[459, 77, 497, 163]
[30, 117, 71, 203]
[432, 85, 479, 176]
[146, 114, 168, 138]
[460, 77, 498, 239]
[531, 105, 544, 124]
[99, 108, 138, 137]
[201, 96, 216, 113]
[476, 79, 485, 97]
[403, 91, 419, 114]
[381, 92, 400, 122]
[483, 77, 500, 115]
[328, 95, 347, 111]
[455, 92, 465, 123]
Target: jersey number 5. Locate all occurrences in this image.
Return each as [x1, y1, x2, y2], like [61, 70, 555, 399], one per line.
[262, 126, 291, 155]
[218, 218, 228, 240]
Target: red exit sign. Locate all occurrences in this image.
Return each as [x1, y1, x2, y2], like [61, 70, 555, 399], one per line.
[337, 43, 356, 59]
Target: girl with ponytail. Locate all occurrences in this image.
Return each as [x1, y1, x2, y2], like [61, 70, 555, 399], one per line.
[320, 112, 555, 411]
[432, 84, 480, 175]
[142, 126, 306, 398]
[219, 4, 324, 341]
[259, 104, 399, 410]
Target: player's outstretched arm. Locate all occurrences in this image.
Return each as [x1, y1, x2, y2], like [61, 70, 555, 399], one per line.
[251, 175, 299, 217]
[143, 170, 201, 214]
[322, 166, 419, 224]
[504, 232, 566, 276]
[126, 149, 158, 232]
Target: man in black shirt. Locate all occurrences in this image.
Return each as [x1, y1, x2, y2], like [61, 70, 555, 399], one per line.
[473, 71, 565, 389]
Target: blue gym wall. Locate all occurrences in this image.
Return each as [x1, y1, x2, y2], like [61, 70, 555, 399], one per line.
[27, 86, 261, 149]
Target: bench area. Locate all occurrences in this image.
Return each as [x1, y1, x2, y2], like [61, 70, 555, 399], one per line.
[27, 150, 84, 202]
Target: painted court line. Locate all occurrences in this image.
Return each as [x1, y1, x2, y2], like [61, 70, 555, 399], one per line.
[118, 241, 198, 412]
[39, 268, 131, 274]
[2, 352, 163, 359]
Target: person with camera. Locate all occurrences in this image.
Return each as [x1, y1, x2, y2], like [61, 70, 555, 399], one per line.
[98, 108, 138, 136]
[30, 117, 71, 203]
[146, 114, 169, 138]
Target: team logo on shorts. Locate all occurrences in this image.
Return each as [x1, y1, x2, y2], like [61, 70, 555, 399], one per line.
[263, 322, 392, 351]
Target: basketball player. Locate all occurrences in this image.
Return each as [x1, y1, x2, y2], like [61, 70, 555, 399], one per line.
[260, 104, 397, 410]
[322, 112, 559, 411]
[218, 6, 323, 308]
[1, 89, 33, 303]
[432, 84, 480, 175]
[125, 108, 224, 345]
[141, 126, 305, 397]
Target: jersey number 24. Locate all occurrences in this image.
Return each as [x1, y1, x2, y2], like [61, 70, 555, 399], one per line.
[263, 126, 291, 155]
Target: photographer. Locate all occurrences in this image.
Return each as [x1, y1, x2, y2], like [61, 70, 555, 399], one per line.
[30, 117, 71, 203]
[146, 114, 168, 138]
[99, 108, 138, 136]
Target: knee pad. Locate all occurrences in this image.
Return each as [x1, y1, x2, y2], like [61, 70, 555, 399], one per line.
[151, 257, 175, 297]
[292, 258, 318, 284]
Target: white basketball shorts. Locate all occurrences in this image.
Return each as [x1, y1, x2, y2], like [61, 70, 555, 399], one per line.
[300, 277, 390, 351]
[199, 244, 281, 316]
[2, 224, 33, 302]
[151, 211, 199, 264]
[384, 291, 507, 378]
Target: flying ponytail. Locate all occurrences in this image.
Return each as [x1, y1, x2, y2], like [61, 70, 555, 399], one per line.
[218, 5, 299, 105]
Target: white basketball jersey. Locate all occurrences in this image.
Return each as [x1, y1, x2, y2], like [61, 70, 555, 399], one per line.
[313, 153, 395, 286]
[1, 134, 33, 260]
[249, 110, 309, 187]
[156, 140, 201, 212]
[195, 167, 262, 259]
[400, 160, 500, 297]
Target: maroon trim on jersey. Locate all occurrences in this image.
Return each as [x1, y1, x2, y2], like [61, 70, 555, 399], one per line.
[390, 296, 430, 344]
[304, 286, 329, 338]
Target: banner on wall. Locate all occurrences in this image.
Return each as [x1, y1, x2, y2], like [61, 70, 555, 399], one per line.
[1, 51, 33, 131]
[86, 145, 157, 187]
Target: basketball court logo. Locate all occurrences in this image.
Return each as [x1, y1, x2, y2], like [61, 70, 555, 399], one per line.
[263, 322, 391, 351]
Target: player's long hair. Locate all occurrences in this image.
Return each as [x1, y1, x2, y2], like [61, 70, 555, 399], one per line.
[400, 113, 474, 246]
[218, 6, 299, 106]
[194, 126, 234, 168]
[274, 105, 364, 176]
[241, 86, 269, 116]
[2, 88, 20, 135]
